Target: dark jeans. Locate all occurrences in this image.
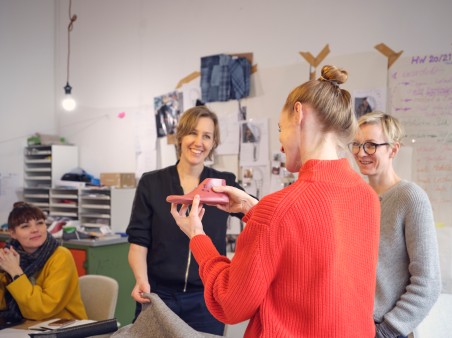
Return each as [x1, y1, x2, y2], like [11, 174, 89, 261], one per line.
[134, 288, 224, 336]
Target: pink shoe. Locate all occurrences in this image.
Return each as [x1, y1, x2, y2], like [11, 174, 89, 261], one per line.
[166, 178, 229, 206]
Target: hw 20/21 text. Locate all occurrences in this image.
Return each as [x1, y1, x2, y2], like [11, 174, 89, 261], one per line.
[411, 53, 452, 64]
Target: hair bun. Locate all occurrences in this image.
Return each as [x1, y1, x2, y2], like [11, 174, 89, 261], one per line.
[13, 201, 28, 209]
[319, 65, 348, 85]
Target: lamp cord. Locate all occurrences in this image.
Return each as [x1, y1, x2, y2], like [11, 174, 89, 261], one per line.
[66, 0, 77, 84]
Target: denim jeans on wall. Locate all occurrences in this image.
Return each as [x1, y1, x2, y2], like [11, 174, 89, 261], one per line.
[201, 54, 251, 103]
[201, 54, 231, 103]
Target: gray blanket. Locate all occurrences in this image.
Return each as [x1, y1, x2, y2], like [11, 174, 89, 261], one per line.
[111, 293, 223, 338]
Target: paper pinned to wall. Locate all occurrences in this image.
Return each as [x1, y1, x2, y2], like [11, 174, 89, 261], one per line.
[134, 111, 157, 179]
[353, 88, 387, 118]
[216, 113, 240, 155]
[239, 119, 268, 167]
[179, 76, 201, 111]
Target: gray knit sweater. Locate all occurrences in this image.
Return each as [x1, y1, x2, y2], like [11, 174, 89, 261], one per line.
[374, 180, 441, 337]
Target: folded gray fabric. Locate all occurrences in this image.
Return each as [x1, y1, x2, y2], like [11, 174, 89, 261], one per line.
[111, 293, 222, 338]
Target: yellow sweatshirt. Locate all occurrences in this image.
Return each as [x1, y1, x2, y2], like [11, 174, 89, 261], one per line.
[5, 246, 88, 321]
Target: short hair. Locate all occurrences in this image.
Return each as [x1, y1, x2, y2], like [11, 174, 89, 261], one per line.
[175, 106, 220, 160]
[8, 201, 46, 230]
[357, 111, 405, 145]
[283, 65, 355, 145]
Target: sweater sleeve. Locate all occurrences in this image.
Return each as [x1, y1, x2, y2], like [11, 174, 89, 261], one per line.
[7, 247, 87, 320]
[190, 213, 273, 324]
[383, 184, 441, 335]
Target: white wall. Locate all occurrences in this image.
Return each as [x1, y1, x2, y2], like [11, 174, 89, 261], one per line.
[0, 0, 55, 222]
[52, 0, 452, 177]
[1, 0, 452, 222]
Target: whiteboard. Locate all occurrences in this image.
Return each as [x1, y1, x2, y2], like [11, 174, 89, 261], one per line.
[389, 52, 452, 292]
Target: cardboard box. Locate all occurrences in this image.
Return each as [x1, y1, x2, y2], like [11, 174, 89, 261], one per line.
[100, 173, 136, 188]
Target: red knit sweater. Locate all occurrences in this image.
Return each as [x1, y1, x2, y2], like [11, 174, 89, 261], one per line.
[190, 159, 380, 337]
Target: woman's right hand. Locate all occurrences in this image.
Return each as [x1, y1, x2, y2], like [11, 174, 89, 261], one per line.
[212, 185, 258, 214]
[131, 281, 151, 303]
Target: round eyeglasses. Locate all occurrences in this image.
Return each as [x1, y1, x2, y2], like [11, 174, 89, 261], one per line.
[348, 142, 390, 155]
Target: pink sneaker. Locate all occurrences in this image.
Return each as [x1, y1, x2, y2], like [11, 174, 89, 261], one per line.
[166, 178, 229, 206]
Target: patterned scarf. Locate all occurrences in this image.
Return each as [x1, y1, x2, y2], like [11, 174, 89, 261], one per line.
[0, 233, 59, 321]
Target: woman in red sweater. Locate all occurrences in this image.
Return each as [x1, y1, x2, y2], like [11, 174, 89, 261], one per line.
[171, 65, 381, 337]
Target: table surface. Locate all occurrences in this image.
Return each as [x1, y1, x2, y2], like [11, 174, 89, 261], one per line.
[1, 319, 99, 337]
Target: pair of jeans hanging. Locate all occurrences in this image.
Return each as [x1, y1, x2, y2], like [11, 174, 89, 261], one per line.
[200, 54, 231, 102]
[229, 57, 251, 100]
[200, 54, 251, 102]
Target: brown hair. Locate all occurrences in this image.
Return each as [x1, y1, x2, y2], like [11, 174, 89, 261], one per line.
[175, 106, 220, 160]
[283, 65, 356, 144]
[7, 201, 46, 230]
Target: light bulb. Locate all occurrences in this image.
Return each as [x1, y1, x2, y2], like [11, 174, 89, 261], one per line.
[62, 82, 76, 111]
[62, 95, 76, 111]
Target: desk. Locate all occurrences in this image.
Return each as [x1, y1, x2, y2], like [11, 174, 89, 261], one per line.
[2, 320, 113, 338]
[0, 234, 135, 326]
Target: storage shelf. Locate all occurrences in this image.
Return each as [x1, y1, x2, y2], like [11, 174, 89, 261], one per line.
[32, 202, 50, 207]
[80, 213, 111, 219]
[50, 203, 78, 208]
[25, 168, 52, 172]
[51, 194, 78, 199]
[23, 145, 79, 213]
[25, 176, 52, 180]
[25, 159, 51, 164]
[24, 149, 52, 155]
[80, 195, 111, 200]
[80, 204, 111, 209]
[24, 193, 49, 198]
[81, 223, 110, 227]
[22, 148, 134, 233]
[49, 211, 78, 217]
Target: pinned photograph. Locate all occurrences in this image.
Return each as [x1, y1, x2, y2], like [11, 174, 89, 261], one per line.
[154, 91, 183, 138]
[355, 96, 375, 118]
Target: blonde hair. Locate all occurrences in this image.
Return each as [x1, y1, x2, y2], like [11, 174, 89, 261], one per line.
[283, 65, 356, 144]
[175, 106, 220, 160]
[358, 111, 405, 145]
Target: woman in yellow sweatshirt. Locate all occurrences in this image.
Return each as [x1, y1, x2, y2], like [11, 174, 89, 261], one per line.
[0, 202, 87, 322]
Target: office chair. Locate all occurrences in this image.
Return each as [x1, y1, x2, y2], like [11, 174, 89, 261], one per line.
[79, 274, 119, 321]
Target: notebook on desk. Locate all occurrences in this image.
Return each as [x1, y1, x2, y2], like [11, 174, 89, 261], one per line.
[28, 318, 118, 338]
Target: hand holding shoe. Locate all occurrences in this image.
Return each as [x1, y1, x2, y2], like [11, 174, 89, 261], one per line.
[212, 185, 258, 214]
[170, 195, 206, 239]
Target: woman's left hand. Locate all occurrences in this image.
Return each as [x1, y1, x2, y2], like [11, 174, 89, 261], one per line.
[0, 247, 22, 277]
[170, 195, 206, 239]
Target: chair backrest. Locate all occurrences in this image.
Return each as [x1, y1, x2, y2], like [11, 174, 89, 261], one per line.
[79, 274, 119, 321]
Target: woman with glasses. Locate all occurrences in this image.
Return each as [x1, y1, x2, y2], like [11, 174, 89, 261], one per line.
[170, 65, 381, 337]
[349, 111, 441, 338]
